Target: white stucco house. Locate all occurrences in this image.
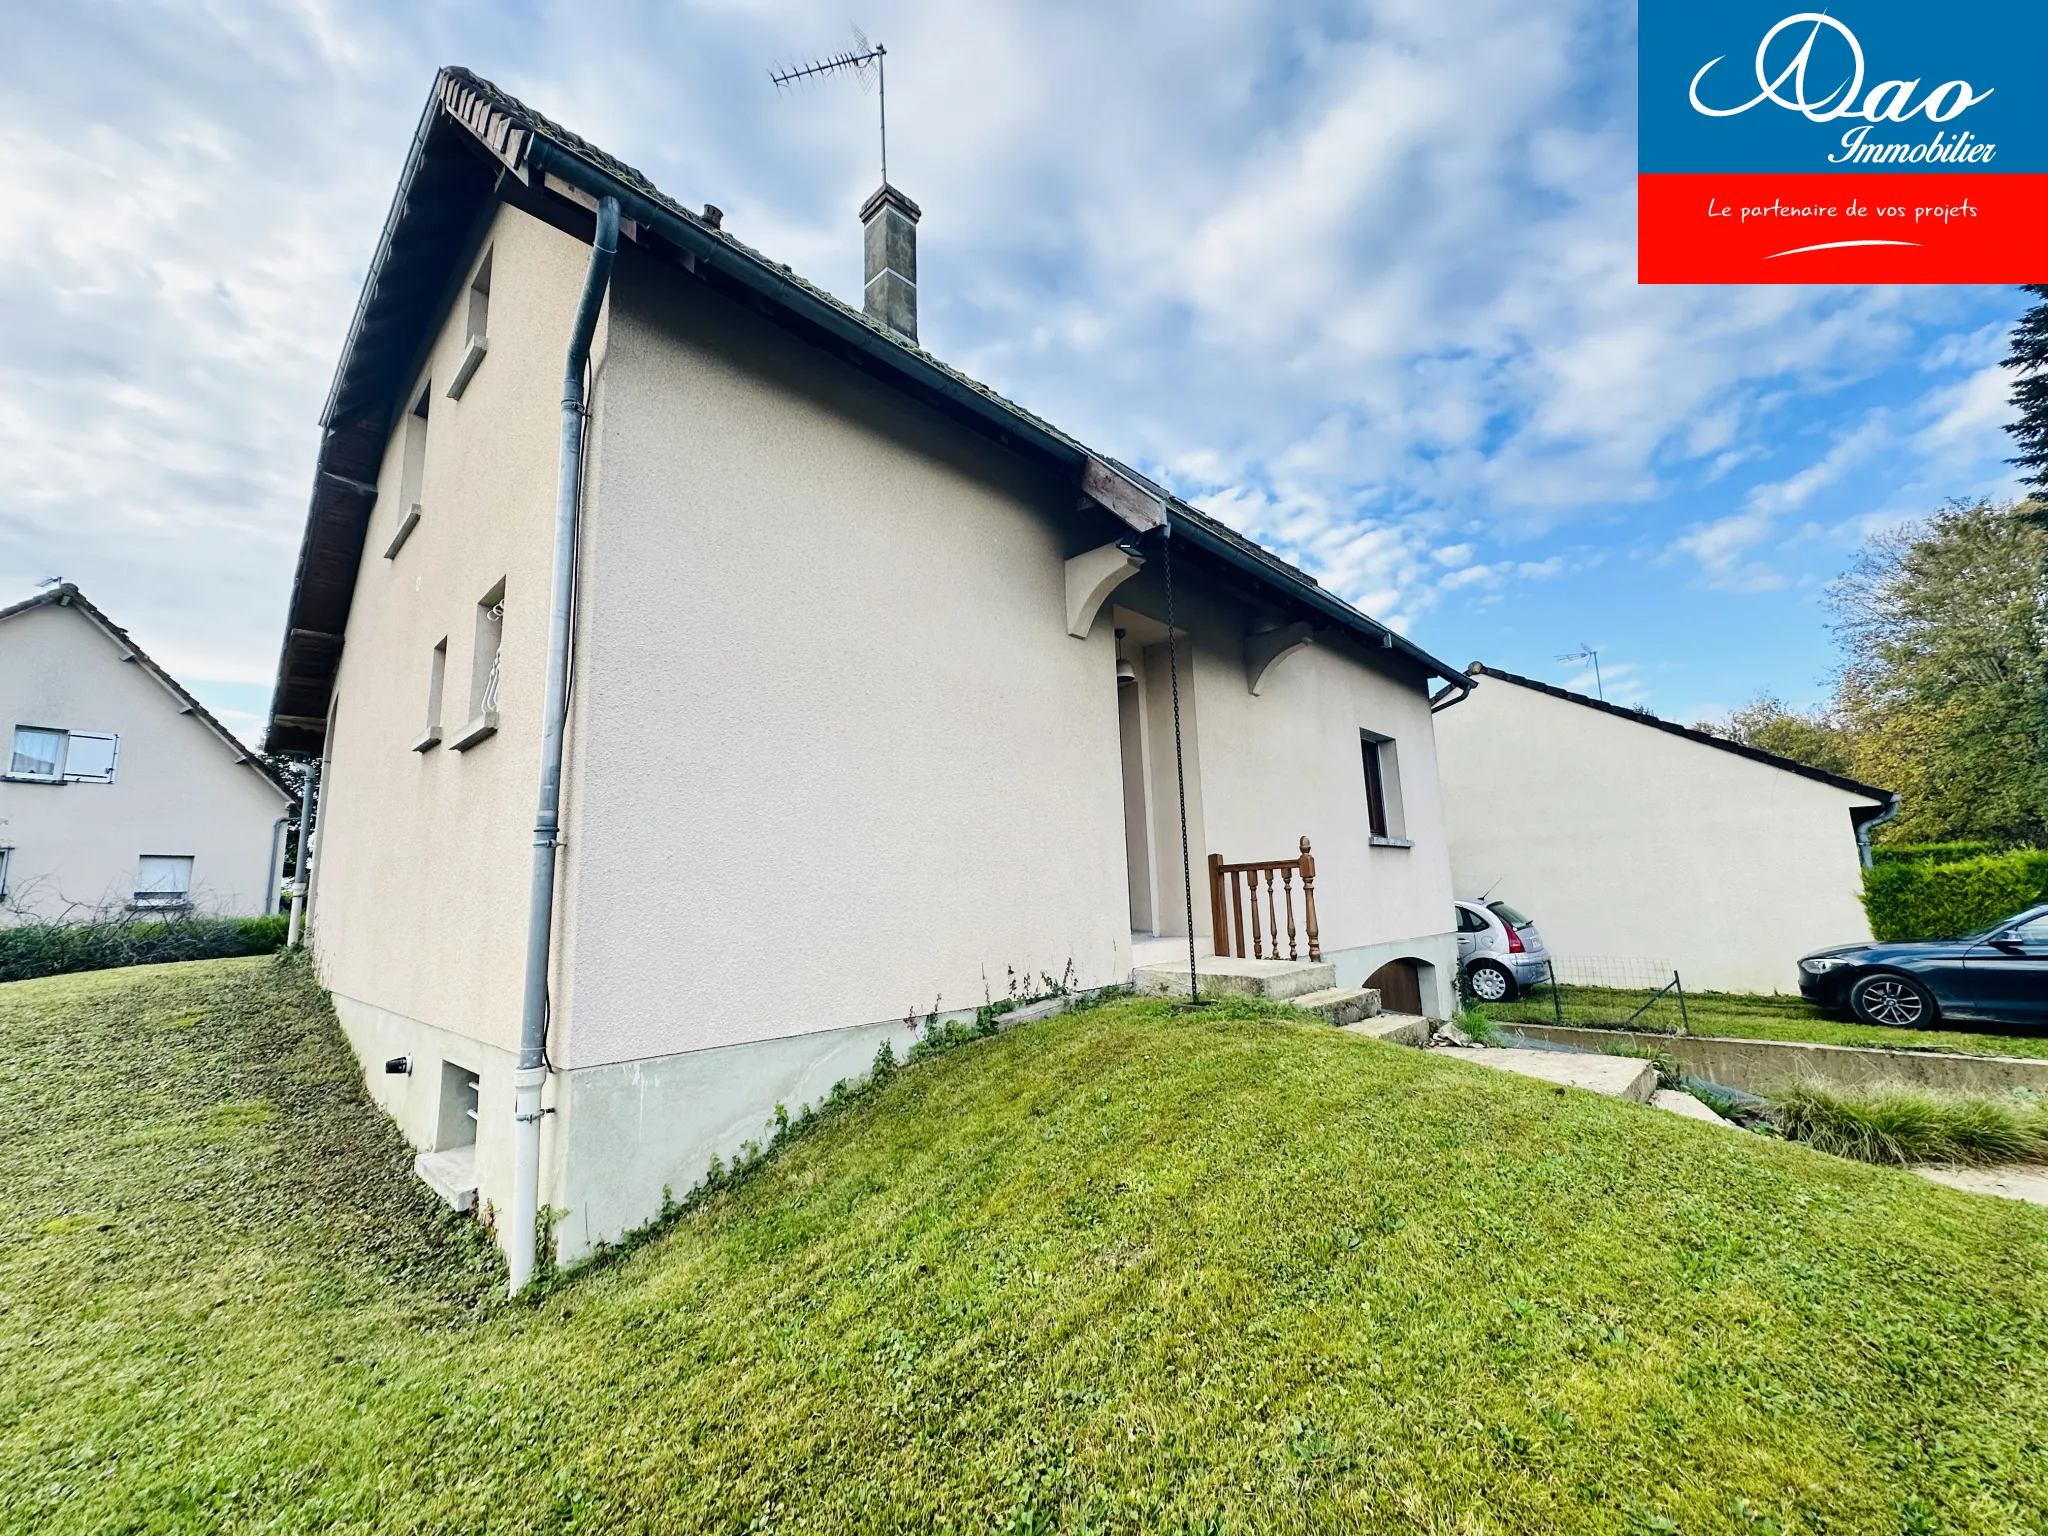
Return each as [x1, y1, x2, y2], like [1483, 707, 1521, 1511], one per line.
[1, 584, 295, 924]
[266, 69, 1476, 1281]
[1434, 663, 1897, 995]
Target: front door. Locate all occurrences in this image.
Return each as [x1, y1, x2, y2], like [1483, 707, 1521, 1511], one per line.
[1117, 661, 1154, 934]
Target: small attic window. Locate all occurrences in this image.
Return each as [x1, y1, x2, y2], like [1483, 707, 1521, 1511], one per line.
[447, 250, 491, 399]
[384, 382, 429, 559]
[450, 581, 504, 752]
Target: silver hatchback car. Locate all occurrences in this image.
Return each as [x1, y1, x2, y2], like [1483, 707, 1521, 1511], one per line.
[1455, 899, 1552, 1002]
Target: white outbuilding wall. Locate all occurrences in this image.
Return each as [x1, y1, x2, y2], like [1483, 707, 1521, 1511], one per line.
[1434, 670, 1885, 995]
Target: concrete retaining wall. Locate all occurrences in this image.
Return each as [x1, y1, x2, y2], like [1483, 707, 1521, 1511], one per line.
[1505, 1023, 2048, 1097]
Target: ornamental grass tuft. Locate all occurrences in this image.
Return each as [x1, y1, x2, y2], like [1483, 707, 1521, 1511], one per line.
[1769, 1081, 2048, 1166]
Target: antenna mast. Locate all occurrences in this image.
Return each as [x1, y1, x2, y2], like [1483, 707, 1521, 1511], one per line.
[1556, 644, 1604, 700]
[771, 31, 889, 184]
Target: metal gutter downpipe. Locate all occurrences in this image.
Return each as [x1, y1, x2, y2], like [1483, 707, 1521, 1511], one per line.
[1855, 793, 1901, 870]
[286, 757, 320, 947]
[508, 195, 619, 1298]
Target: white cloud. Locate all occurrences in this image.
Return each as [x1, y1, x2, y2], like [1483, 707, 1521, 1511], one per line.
[0, 0, 2029, 715]
[1743, 415, 1890, 516]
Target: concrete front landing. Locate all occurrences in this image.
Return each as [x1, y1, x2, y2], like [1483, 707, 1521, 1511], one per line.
[1447, 1048, 1659, 1103]
[1135, 955, 1334, 1001]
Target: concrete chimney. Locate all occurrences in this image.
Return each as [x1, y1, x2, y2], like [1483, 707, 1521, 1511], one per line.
[859, 184, 921, 343]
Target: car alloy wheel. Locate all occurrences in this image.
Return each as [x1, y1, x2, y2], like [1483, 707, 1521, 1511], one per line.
[1467, 961, 1514, 1003]
[1850, 974, 1932, 1028]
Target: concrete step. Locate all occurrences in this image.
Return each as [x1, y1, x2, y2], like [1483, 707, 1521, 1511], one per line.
[1652, 1088, 1733, 1126]
[414, 1145, 478, 1212]
[1292, 986, 1381, 1025]
[1447, 1048, 1659, 1103]
[1135, 954, 1336, 1001]
[1342, 1012, 1430, 1047]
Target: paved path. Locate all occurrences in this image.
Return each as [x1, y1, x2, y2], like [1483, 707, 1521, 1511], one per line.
[1915, 1164, 2048, 1207]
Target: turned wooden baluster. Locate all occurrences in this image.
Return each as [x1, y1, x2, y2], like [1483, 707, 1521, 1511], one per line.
[1299, 836, 1320, 962]
[1230, 870, 1246, 958]
[1250, 870, 1266, 958]
[1281, 866, 1298, 961]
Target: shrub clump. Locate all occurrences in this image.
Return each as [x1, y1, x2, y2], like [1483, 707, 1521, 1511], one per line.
[1861, 847, 2048, 940]
[0, 914, 288, 984]
[1769, 1082, 2048, 1166]
[1870, 841, 2001, 868]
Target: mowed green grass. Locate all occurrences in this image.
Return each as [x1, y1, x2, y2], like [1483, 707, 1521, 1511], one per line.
[1490, 984, 2048, 1061]
[4, 958, 2047, 1534]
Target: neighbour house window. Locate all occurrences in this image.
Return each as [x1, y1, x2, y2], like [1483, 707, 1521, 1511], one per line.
[447, 250, 491, 399]
[451, 582, 504, 751]
[134, 855, 194, 910]
[8, 726, 118, 783]
[415, 639, 448, 751]
[384, 382, 430, 559]
[0, 846, 12, 902]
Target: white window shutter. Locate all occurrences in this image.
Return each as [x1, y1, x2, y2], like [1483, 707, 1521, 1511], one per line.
[64, 733, 119, 783]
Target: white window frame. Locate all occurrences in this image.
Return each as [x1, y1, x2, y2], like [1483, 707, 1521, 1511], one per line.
[6, 725, 119, 784]
[133, 854, 195, 910]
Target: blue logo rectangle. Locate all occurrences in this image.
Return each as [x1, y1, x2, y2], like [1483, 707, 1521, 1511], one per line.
[1640, 2, 2048, 175]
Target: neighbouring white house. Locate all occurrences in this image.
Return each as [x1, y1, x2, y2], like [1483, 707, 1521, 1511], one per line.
[266, 69, 1475, 1281]
[1434, 663, 1897, 995]
[1, 584, 296, 924]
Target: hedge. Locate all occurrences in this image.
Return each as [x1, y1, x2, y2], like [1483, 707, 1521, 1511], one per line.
[1862, 849, 2048, 941]
[1869, 841, 2001, 868]
[0, 915, 289, 985]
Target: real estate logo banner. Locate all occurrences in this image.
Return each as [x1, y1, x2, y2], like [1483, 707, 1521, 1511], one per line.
[1639, 2, 2048, 283]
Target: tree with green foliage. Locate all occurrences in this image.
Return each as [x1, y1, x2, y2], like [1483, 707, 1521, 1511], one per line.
[2003, 283, 2048, 495]
[1827, 499, 2047, 846]
[1694, 694, 1857, 778]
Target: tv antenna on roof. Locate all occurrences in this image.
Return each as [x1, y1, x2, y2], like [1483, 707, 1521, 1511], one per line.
[771, 28, 890, 184]
[1556, 644, 1604, 700]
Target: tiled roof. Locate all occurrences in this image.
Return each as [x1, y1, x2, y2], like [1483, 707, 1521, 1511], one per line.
[267, 67, 1465, 751]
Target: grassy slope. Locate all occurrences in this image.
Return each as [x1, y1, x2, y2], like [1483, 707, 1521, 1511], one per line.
[1488, 985, 2048, 1061]
[3, 959, 2047, 1534]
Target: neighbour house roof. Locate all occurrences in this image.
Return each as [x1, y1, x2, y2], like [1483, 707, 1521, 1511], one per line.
[1465, 662, 1896, 816]
[265, 66, 1466, 753]
[1, 584, 296, 800]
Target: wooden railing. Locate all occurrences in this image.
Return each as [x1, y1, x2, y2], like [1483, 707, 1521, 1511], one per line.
[1208, 837, 1320, 963]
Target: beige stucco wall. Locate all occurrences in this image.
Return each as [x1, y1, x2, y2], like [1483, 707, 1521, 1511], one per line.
[310, 201, 600, 1056]
[0, 601, 290, 921]
[1434, 676, 1880, 994]
[553, 247, 1134, 1068]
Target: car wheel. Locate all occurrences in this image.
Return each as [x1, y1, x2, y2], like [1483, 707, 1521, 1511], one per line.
[1466, 960, 1516, 1004]
[1848, 972, 1938, 1029]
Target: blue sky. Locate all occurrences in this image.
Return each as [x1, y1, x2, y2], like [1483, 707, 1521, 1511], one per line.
[0, 0, 2026, 741]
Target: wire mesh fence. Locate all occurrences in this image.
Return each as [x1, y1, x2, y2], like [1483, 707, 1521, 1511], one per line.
[1471, 955, 1692, 1035]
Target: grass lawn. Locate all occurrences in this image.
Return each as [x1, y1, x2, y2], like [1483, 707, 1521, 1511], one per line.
[5, 956, 2048, 1534]
[1488, 983, 2048, 1061]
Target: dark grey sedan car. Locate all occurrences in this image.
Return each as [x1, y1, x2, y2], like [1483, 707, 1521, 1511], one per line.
[1797, 904, 2048, 1028]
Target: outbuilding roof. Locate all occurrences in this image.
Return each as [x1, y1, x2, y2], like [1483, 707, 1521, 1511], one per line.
[1, 584, 296, 800]
[1465, 662, 1896, 812]
[265, 66, 1467, 753]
